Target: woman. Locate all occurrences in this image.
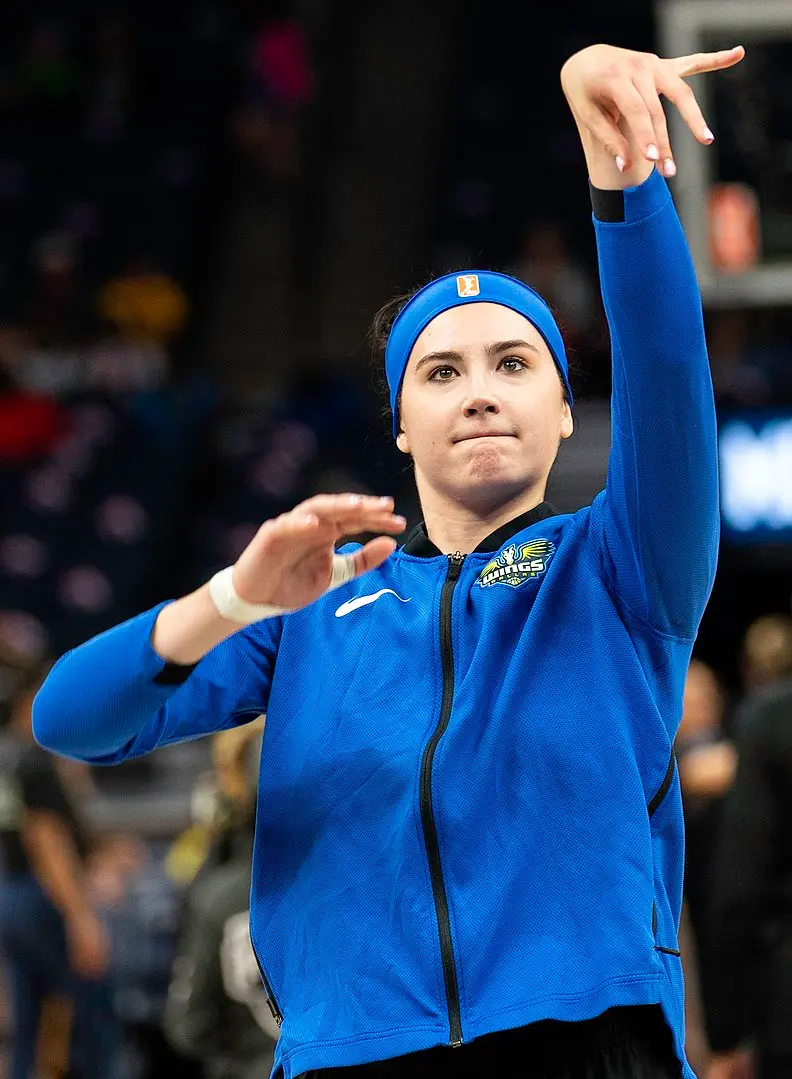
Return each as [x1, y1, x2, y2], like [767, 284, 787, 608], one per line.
[33, 42, 743, 1079]
[0, 664, 118, 1079]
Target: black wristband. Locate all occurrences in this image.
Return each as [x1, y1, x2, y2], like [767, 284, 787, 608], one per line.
[589, 183, 625, 223]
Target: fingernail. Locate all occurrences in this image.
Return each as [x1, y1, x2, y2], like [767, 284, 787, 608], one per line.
[615, 155, 625, 173]
[646, 144, 659, 161]
[379, 496, 393, 503]
[702, 127, 715, 142]
[348, 495, 363, 504]
[663, 158, 676, 178]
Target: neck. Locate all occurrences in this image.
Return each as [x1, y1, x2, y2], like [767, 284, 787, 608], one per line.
[416, 479, 548, 555]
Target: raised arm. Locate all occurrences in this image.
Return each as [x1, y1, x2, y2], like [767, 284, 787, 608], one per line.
[560, 44, 744, 637]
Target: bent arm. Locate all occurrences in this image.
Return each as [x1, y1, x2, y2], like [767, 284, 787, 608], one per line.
[32, 602, 280, 763]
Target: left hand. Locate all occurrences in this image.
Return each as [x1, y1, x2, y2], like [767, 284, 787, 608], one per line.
[560, 43, 745, 177]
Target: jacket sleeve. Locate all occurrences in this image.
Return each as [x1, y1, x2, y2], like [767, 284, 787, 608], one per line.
[32, 602, 281, 764]
[701, 698, 777, 1052]
[586, 168, 720, 639]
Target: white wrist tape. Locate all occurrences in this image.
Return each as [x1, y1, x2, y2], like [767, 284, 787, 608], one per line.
[208, 554, 358, 625]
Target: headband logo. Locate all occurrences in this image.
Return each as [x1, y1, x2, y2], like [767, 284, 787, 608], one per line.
[456, 274, 480, 298]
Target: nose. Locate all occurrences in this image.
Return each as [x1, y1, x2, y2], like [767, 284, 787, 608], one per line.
[463, 396, 501, 418]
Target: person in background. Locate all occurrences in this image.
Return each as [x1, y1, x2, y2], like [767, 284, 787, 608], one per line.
[675, 660, 737, 1078]
[703, 665, 792, 1079]
[163, 716, 279, 1079]
[677, 660, 737, 944]
[739, 615, 792, 695]
[96, 254, 189, 348]
[0, 662, 120, 1079]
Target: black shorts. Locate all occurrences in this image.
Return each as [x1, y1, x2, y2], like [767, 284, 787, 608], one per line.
[299, 1004, 682, 1078]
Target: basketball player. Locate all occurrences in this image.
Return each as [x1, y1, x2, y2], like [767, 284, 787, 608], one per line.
[34, 41, 744, 1079]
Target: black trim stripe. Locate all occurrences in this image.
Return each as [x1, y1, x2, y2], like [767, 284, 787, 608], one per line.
[589, 183, 626, 223]
[654, 946, 682, 958]
[647, 750, 676, 818]
[153, 661, 199, 686]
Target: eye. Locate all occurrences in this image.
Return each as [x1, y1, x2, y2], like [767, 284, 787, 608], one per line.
[500, 356, 527, 372]
[427, 365, 457, 382]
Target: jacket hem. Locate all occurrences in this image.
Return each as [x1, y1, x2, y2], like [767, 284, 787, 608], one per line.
[278, 973, 686, 1078]
[280, 1023, 449, 1079]
[466, 971, 664, 1034]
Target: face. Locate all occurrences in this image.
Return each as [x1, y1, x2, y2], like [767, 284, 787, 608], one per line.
[396, 302, 573, 511]
[679, 661, 724, 741]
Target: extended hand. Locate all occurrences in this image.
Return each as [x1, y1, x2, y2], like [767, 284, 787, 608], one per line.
[232, 493, 406, 614]
[560, 43, 745, 177]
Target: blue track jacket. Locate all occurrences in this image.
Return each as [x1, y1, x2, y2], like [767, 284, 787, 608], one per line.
[33, 167, 719, 1079]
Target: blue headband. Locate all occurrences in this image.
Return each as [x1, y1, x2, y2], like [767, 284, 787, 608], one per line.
[385, 270, 572, 438]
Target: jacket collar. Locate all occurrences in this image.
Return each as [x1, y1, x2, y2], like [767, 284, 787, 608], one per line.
[401, 501, 558, 558]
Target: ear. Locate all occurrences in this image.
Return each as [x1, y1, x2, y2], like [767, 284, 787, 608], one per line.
[396, 430, 410, 454]
[560, 401, 573, 441]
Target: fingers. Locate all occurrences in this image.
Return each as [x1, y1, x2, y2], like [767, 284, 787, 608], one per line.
[295, 492, 403, 531]
[657, 67, 715, 146]
[610, 77, 663, 169]
[575, 99, 631, 170]
[352, 536, 399, 577]
[670, 45, 744, 79]
[632, 71, 675, 176]
[659, 45, 744, 148]
[260, 494, 406, 549]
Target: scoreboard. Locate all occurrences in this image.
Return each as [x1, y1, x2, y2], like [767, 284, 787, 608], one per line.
[657, 0, 792, 306]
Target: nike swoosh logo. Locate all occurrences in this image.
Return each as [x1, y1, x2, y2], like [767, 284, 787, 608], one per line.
[335, 589, 411, 618]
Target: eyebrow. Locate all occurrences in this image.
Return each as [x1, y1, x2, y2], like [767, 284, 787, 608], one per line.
[413, 339, 541, 373]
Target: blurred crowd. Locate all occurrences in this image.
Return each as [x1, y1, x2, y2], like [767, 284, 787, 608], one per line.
[0, 3, 792, 1079]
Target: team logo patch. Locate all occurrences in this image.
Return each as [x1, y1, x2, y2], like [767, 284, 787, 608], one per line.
[477, 539, 555, 589]
[456, 274, 480, 298]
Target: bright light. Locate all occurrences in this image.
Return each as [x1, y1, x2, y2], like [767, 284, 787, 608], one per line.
[719, 418, 792, 533]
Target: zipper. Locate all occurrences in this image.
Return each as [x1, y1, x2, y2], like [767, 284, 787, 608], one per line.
[647, 748, 676, 818]
[250, 933, 284, 1026]
[419, 551, 465, 1047]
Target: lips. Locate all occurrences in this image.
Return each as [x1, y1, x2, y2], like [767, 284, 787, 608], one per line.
[455, 432, 514, 443]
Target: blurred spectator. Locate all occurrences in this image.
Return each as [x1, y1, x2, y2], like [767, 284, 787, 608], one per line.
[231, 13, 315, 185]
[96, 255, 189, 347]
[740, 614, 792, 695]
[163, 716, 279, 1079]
[676, 660, 737, 1077]
[677, 660, 737, 947]
[24, 231, 88, 353]
[0, 366, 68, 464]
[703, 671, 792, 1079]
[88, 832, 199, 1079]
[85, 329, 169, 395]
[508, 217, 603, 353]
[0, 661, 121, 1078]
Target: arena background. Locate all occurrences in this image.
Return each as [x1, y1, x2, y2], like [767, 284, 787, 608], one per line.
[0, 1, 790, 1076]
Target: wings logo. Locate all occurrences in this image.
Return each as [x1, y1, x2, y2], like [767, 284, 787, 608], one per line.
[477, 539, 556, 589]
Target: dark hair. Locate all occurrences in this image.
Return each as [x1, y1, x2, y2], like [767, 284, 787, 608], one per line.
[367, 279, 578, 438]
